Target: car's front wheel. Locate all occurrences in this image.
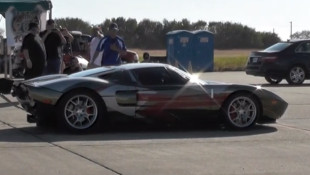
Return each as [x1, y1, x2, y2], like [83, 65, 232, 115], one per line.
[286, 66, 306, 85]
[265, 75, 282, 84]
[222, 93, 260, 129]
[57, 90, 105, 132]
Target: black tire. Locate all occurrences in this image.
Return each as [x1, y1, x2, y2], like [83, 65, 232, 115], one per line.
[57, 90, 106, 132]
[222, 93, 260, 129]
[36, 115, 51, 127]
[264, 75, 282, 84]
[35, 103, 56, 128]
[286, 66, 306, 85]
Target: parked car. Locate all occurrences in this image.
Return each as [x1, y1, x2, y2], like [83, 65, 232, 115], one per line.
[69, 31, 91, 61]
[246, 39, 310, 85]
[0, 63, 288, 132]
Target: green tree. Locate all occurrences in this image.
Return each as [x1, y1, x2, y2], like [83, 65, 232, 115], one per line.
[291, 30, 310, 40]
[123, 18, 138, 47]
[259, 32, 281, 48]
[100, 19, 111, 35]
[55, 17, 281, 49]
[136, 19, 163, 49]
[208, 21, 279, 49]
[178, 18, 191, 30]
[54, 17, 92, 35]
[192, 20, 207, 30]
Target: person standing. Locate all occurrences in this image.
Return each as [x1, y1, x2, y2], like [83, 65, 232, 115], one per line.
[88, 26, 104, 68]
[21, 22, 46, 80]
[60, 27, 74, 73]
[40, 19, 66, 74]
[142, 52, 151, 63]
[92, 23, 127, 66]
[61, 27, 74, 54]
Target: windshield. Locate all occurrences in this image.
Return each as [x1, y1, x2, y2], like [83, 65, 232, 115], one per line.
[168, 65, 191, 80]
[263, 42, 292, 52]
[68, 67, 114, 78]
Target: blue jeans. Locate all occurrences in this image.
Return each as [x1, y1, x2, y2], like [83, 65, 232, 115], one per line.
[43, 58, 61, 75]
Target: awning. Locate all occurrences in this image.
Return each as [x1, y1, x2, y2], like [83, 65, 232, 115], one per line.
[0, 0, 52, 15]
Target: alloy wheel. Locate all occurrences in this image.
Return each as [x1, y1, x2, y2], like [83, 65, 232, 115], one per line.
[288, 66, 305, 84]
[227, 96, 257, 128]
[64, 95, 98, 130]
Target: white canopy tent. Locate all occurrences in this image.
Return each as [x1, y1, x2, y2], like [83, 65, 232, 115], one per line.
[0, 0, 52, 78]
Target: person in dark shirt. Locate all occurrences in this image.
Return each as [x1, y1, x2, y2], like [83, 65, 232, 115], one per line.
[40, 19, 66, 75]
[21, 22, 46, 80]
[142, 52, 151, 63]
[92, 23, 127, 66]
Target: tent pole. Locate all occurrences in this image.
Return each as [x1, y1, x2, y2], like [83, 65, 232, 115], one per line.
[8, 47, 12, 78]
[49, 8, 52, 19]
[4, 57, 7, 79]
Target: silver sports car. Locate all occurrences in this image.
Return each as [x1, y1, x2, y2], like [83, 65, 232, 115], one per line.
[2, 63, 287, 132]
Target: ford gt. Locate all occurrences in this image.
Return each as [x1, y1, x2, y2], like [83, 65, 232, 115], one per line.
[1, 63, 288, 132]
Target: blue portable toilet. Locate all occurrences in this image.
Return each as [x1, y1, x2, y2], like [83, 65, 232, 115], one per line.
[166, 30, 214, 72]
[166, 30, 193, 70]
[192, 30, 214, 72]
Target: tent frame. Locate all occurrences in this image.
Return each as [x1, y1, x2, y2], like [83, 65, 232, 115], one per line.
[0, 0, 52, 79]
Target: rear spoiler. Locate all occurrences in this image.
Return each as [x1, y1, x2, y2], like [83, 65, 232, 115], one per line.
[0, 78, 14, 94]
[0, 78, 26, 111]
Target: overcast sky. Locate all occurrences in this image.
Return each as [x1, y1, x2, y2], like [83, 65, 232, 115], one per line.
[1, 0, 309, 40]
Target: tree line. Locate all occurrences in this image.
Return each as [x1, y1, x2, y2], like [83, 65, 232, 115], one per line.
[291, 31, 310, 39]
[55, 17, 281, 49]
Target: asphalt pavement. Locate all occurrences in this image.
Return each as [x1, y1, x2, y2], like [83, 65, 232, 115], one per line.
[1, 72, 310, 175]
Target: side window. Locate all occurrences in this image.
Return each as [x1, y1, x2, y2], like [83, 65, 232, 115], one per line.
[99, 70, 133, 85]
[166, 68, 189, 84]
[296, 42, 310, 53]
[132, 67, 186, 86]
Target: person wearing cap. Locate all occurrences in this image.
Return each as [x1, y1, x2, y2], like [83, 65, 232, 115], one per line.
[21, 22, 46, 80]
[142, 52, 151, 63]
[88, 26, 104, 68]
[40, 19, 66, 74]
[92, 23, 127, 66]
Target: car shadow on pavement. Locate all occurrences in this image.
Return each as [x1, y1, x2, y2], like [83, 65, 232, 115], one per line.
[0, 102, 19, 108]
[254, 83, 310, 87]
[0, 122, 278, 143]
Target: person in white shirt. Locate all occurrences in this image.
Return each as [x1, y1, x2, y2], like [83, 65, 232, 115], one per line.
[88, 26, 103, 68]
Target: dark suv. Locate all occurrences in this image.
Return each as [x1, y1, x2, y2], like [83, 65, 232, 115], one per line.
[246, 40, 310, 85]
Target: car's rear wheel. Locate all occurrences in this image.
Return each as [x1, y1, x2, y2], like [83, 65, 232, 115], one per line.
[57, 90, 105, 132]
[222, 93, 260, 129]
[265, 75, 282, 84]
[286, 66, 306, 85]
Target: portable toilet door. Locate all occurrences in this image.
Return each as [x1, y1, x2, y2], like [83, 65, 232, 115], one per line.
[166, 30, 193, 71]
[192, 30, 214, 72]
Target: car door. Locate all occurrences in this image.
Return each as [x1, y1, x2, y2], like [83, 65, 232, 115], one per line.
[99, 69, 137, 117]
[131, 66, 214, 120]
[294, 41, 310, 72]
